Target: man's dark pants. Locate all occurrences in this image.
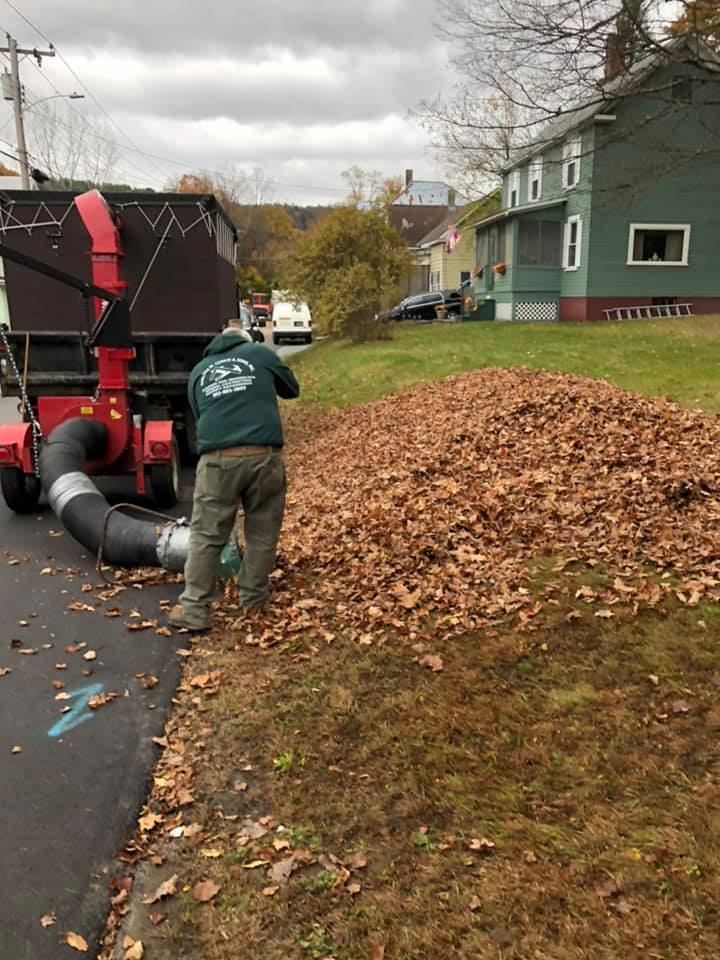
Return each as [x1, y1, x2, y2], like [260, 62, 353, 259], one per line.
[179, 449, 286, 628]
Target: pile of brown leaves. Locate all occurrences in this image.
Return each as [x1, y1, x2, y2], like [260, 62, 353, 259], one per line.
[244, 368, 720, 642]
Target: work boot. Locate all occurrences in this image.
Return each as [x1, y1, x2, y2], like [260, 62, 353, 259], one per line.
[167, 604, 211, 633]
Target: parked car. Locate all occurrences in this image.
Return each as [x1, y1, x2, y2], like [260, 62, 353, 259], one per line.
[272, 300, 313, 345]
[389, 289, 463, 321]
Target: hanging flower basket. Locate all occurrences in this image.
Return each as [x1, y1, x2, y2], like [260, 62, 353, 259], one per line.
[493, 262, 507, 276]
[472, 265, 483, 278]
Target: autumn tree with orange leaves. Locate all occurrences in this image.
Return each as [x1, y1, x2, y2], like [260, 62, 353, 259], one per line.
[669, 0, 720, 45]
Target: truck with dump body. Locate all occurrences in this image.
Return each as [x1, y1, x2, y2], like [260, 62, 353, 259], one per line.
[249, 291, 271, 325]
[0, 189, 238, 455]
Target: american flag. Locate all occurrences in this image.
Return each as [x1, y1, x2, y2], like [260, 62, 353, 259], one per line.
[446, 225, 461, 254]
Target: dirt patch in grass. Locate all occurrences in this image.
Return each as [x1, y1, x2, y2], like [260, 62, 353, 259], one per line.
[116, 590, 720, 960]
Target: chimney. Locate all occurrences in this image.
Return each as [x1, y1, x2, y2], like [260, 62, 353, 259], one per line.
[404, 168, 413, 188]
[448, 187, 456, 210]
[604, 32, 625, 82]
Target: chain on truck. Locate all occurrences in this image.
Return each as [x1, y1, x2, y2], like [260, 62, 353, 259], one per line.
[0, 187, 239, 515]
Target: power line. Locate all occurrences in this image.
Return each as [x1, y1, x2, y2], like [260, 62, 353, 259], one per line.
[0, 2, 351, 198]
[2, 0, 168, 183]
[19, 73, 168, 187]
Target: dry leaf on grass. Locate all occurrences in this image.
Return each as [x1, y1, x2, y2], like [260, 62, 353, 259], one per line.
[468, 837, 496, 854]
[138, 811, 163, 833]
[594, 877, 620, 899]
[269, 855, 299, 886]
[39, 913, 56, 927]
[344, 852, 368, 870]
[417, 654, 444, 673]
[142, 874, 178, 904]
[192, 879, 220, 902]
[123, 940, 144, 960]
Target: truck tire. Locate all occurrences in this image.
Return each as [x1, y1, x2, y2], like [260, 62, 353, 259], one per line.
[1, 467, 41, 513]
[272, 334, 280, 345]
[149, 438, 180, 509]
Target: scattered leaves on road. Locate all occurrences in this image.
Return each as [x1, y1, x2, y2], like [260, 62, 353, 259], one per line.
[63, 931, 88, 951]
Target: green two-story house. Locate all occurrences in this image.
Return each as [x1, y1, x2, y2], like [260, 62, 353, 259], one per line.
[471, 37, 720, 322]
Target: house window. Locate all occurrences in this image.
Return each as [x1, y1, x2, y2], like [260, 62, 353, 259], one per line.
[459, 270, 471, 286]
[429, 270, 442, 291]
[518, 220, 561, 266]
[509, 170, 520, 208]
[563, 215, 582, 270]
[562, 136, 581, 190]
[529, 157, 543, 202]
[476, 230, 488, 266]
[497, 223, 507, 263]
[627, 224, 690, 265]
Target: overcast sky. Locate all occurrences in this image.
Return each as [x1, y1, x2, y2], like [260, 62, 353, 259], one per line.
[0, 0, 454, 204]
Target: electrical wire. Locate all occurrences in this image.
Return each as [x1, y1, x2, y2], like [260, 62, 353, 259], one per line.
[2, 0, 169, 184]
[21, 58, 167, 186]
[1, 1, 352, 198]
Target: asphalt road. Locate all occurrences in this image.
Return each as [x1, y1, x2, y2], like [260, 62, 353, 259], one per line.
[0, 329, 310, 958]
[0, 492, 186, 959]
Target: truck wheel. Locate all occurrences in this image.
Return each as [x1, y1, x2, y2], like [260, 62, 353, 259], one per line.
[272, 334, 280, 345]
[1, 467, 41, 514]
[149, 438, 180, 509]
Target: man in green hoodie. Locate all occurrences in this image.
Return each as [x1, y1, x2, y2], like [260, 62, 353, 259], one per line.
[168, 320, 300, 632]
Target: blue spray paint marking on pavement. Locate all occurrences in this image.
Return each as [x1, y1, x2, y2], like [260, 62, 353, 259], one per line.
[47, 683, 105, 738]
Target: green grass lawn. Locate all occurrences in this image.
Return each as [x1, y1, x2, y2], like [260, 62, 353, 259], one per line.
[290, 315, 720, 413]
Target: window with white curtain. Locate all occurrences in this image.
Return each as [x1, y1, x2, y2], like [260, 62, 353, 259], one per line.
[563, 215, 582, 270]
[627, 224, 690, 265]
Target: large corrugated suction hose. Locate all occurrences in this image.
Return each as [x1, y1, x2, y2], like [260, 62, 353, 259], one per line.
[38, 418, 189, 571]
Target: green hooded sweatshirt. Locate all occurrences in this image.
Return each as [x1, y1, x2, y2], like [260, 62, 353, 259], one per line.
[188, 333, 300, 453]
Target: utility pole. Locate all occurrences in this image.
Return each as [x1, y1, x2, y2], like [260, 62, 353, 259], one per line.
[0, 35, 55, 189]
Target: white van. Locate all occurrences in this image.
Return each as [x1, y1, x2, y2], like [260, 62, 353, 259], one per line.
[271, 301, 313, 345]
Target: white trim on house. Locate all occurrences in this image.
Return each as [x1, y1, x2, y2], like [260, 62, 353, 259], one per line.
[509, 170, 520, 208]
[626, 223, 691, 266]
[562, 135, 582, 190]
[563, 215, 582, 271]
[529, 157, 543, 202]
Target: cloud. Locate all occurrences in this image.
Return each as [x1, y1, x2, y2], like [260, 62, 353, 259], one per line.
[0, 0, 455, 201]
[17, 0, 443, 56]
[44, 45, 447, 125]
